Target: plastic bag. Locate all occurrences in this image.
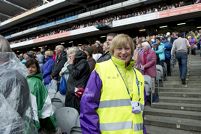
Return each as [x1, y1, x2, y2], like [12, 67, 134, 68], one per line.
[47, 79, 58, 98]
[75, 87, 84, 98]
[0, 52, 37, 134]
[59, 75, 67, 95]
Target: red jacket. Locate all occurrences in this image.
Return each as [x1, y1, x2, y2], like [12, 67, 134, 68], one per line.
[139, 48, 157, 78]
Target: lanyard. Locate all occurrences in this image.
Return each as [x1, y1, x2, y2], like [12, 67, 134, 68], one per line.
[113, 62, 140, 100]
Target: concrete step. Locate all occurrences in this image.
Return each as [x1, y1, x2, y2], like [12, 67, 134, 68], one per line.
[170, 74, 201, 77]
[144, 115, 201, 132]
[188, 73, 201, 76]
[161, 83, 201, 88]
[170, 67, 194, 70]
[189, 66, 201, 69]
[166, 77, 201, 82]
[166, 79, 200, 82]
[151, 102, 201, 112]
[144, 106, 201, 120]
[159, 92, 201, 98]
[189, 61, 201, 64]
[159, 96, 201, 104]
[163, 80, 201, 85]
[188, 61, 201, 63]
[159, 87, 201, 92]
[145, 54, 201, 133]
[171, 71, 201, 76]
[146, 125, 201, 134]
[168, 76, 201, 80]
[188, 64, 201, 66]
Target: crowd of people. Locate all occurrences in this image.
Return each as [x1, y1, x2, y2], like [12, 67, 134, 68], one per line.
[1, 28, 201, 133]
[9, 0, 201, 44]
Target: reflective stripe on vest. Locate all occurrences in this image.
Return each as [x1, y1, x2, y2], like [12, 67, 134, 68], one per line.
[96, 59, 144, 134]
[100, 121, 143, 131]
[99, 99, 144, 110]
[134, 123, 143, 131]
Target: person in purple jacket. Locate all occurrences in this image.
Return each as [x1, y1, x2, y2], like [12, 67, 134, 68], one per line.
[42, 50, 55, 86]
[80, 34, 145, 134]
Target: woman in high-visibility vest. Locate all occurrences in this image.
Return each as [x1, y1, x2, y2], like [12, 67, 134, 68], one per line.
[80, 34, 145, 134]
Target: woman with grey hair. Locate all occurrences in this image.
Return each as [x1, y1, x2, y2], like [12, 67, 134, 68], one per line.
[0, 35, 37, 134]
[139, 41, 158, 102]
[58, 46, 79, 96]
[59, 46, 79, 76]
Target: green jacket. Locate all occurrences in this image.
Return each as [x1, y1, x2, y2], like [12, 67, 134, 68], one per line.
[27, 73, 56, 131]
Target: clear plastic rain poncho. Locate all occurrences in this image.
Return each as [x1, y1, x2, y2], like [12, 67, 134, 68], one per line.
[0, 52, 38, 134]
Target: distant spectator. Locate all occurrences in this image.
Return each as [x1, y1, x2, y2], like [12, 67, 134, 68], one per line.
[97, 33, 117, 62]
[153, 37, 165, 66]
[59, 47, 79, 95]
[162, 37, 172, 76]
[171, 33, 190, 85]
[139, 41, 157, 78]
[188, 35, 197, 55]
[27, 51, 36, 59]
[133, 37, 143, 69]
[42, 50, 55, 86]
[92, 42, 103, 61]
[65, 50, 91, 112]
[84, 46, 96, 72]
[170, 32, 178, 44]
[60, 47, 79, 76]
[150, 33, 157, 47]
[21, 52, 33, 64]
[102, 41, 109, 53]
[36, 51, 45, 72]
[51, 45, 67, 80]
[18, 53, 24, 61]
[139, 41, 158, 102]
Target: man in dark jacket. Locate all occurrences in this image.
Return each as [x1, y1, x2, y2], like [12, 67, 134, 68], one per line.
[162, 37, 172, 76]
[51, 45, 67, 80]
[65, 50, 90, 112]
[97, 33, 116, 62]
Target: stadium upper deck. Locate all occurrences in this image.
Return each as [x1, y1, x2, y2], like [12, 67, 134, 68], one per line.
[0, 0, 200, 50]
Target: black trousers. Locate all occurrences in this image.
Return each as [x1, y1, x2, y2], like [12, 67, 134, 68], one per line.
[165, 59, 171, 76]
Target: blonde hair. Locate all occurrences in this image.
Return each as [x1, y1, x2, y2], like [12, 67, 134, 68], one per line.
[45, 50, 54, 56]
[110, 34, 135, 55]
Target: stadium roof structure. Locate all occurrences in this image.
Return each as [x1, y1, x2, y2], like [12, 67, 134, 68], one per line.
[0, 0, 53, 22]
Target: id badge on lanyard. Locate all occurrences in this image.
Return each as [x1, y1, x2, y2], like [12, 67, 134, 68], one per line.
[131, 101, 141, 114]
[131, 69, 141, 114]
[113, 61, 141, 114]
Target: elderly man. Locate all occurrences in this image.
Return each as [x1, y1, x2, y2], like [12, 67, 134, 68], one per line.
[51, 45, 67, 80]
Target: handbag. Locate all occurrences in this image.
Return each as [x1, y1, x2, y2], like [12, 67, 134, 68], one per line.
[59, 75, 67, 95]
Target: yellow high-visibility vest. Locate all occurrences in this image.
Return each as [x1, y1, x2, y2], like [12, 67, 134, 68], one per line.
[96, 58, 144, 134]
